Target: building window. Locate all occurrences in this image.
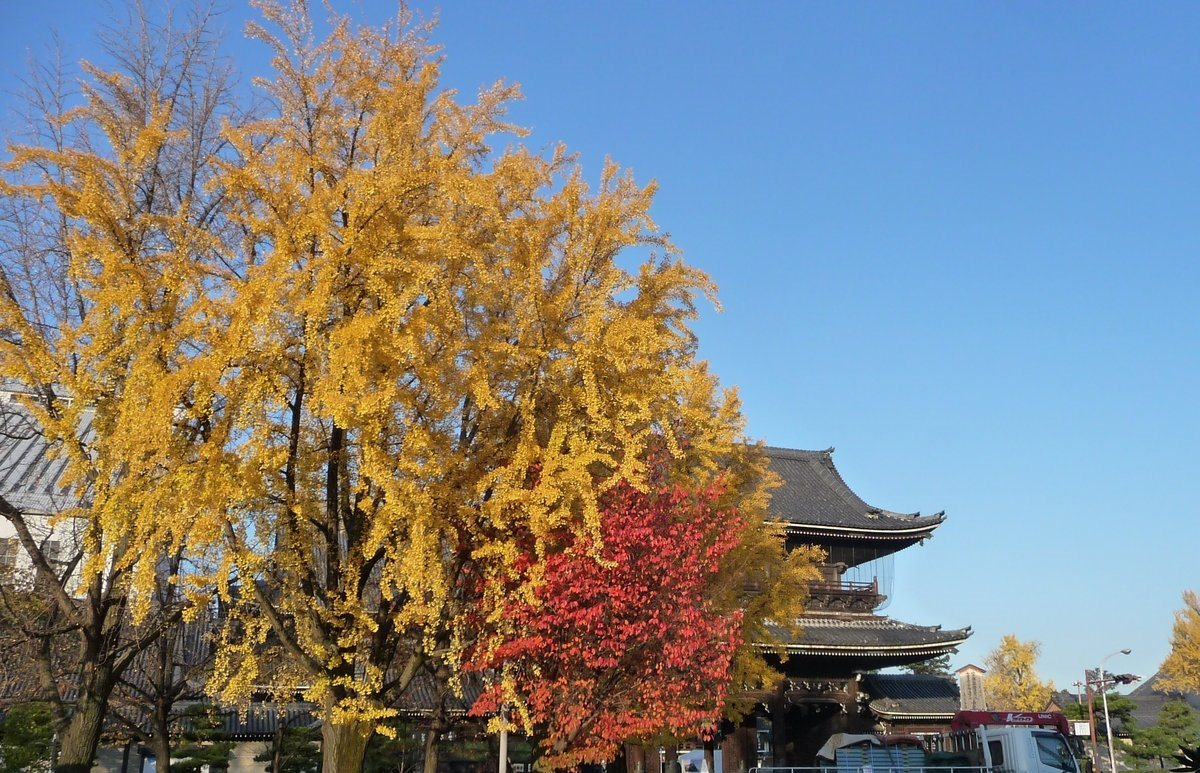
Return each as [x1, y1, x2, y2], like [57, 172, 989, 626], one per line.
[0, 537, 19, 568]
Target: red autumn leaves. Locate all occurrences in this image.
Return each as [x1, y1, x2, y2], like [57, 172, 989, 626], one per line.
[469, 474, 745, 767]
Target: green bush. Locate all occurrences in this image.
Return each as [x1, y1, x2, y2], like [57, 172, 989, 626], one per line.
[0, 702, 54, 773]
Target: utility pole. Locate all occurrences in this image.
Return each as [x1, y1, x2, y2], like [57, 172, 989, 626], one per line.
[1100, 650, 1131, 773]
[498, 704, 509, 773]
[1089, 649, 1136, 773]
[1086, 674, 1098, 772]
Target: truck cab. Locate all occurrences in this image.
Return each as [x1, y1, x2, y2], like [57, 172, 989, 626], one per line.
[976, 725, 1079, 773]
[948, 711, 1080, 773]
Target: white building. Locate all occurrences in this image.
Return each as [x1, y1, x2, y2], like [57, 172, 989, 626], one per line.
[0, 382, 91, 588]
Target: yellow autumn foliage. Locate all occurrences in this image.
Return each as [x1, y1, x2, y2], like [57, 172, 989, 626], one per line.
[1, 5, 815, 769]
[1159, 590, 1200, 694]
[983, 633, 1055, 711]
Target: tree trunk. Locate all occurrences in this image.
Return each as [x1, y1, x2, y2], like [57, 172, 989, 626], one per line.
[54, 689, 108, 773]
[271, 720, 287, 773]
[422, 725, 441, 773]
[321, 718, 373, 773]
[151, 701, 173, 773]
[152, 728, 172, 773]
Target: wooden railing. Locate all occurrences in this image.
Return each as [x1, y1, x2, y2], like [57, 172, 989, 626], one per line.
[805, 578, 886, 612]
[741, 578, 887, 612]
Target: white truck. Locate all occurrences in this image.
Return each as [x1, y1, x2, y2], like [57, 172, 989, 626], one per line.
[757, 710, 1082, 773]
[928, 710, 1081, 773]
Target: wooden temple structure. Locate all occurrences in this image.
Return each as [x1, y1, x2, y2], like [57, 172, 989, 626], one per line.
[719, 447, 972, 770]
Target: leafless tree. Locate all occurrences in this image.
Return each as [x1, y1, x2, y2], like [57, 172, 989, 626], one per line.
[0, 4, 249, 770]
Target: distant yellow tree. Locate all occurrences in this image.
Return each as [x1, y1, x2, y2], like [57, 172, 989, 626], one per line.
[1160, 590, 1200, 693]
[983, 634, 1055, 711]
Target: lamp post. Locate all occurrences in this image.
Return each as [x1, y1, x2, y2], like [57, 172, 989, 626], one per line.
[1099, 649, 1131, 773]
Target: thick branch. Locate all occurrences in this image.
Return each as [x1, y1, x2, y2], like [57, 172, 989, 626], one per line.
[0, 495, 83, 626]
[222, 519, 324, 676]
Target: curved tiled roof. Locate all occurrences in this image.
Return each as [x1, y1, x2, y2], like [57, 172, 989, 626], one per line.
[1121, 672, 1200, 732]
[765, 614, 971, 658]
[861, 673, 961, 719]
[0, 396, 92, 515]
[763, 447, 945, 536]
[219, 703, 320, 738]
[393, 671, 484, 717]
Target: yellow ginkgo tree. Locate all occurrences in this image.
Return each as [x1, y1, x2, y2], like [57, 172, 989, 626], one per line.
[983, 634, 1055, 711]
[1159, 590, 1200, 694]
[0, 6, 240, 772]
[108, 4, 761, 771]
[1, 3, 796, 771]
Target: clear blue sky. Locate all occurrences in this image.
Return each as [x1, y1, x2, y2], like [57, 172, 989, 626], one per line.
[2, 1, 1197, 694]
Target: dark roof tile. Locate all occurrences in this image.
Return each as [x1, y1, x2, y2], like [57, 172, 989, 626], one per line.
[0, 395, 92, 514]
[1123, 672, 1200, 730]
[763, 447, 945, 534]
[861, 673, 961, 719]
[766, 615, 971, 655]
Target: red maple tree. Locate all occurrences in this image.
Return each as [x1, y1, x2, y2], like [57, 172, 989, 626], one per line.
[467, 472, 746, 768]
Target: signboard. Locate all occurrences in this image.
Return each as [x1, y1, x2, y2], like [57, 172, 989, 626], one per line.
[951, 711, 1071, 735]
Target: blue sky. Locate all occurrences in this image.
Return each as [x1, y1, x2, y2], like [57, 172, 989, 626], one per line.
[2, 1, 1197, 693]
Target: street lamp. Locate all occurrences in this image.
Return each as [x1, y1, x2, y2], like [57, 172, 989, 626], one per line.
[1100, 649, 1131, 773]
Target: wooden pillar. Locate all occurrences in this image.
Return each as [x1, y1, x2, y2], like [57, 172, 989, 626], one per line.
[768, 689, 789, 768]
[720, 730, 744, 773]
[625, 743, 648, 773]
[664, 744, 679, 773]
[720, 715, 758, 773]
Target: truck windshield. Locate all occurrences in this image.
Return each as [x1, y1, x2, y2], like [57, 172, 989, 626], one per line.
[1033, 732, 1076, 773]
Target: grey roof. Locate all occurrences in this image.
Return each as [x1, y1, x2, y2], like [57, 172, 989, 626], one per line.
[1124, 672, 1200, 731]
[1049, 689, 1083, 711]
[763, 447, 945, 536]
[767, 614, 971, 657]
[394, 671, 485, 717]
[1050, 674, 1200, 735]
[861, 673, 960, 719]
[218, 703, 319, 738]
[1127, 672, 1200, 704]
[0, 396, 92, 514]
